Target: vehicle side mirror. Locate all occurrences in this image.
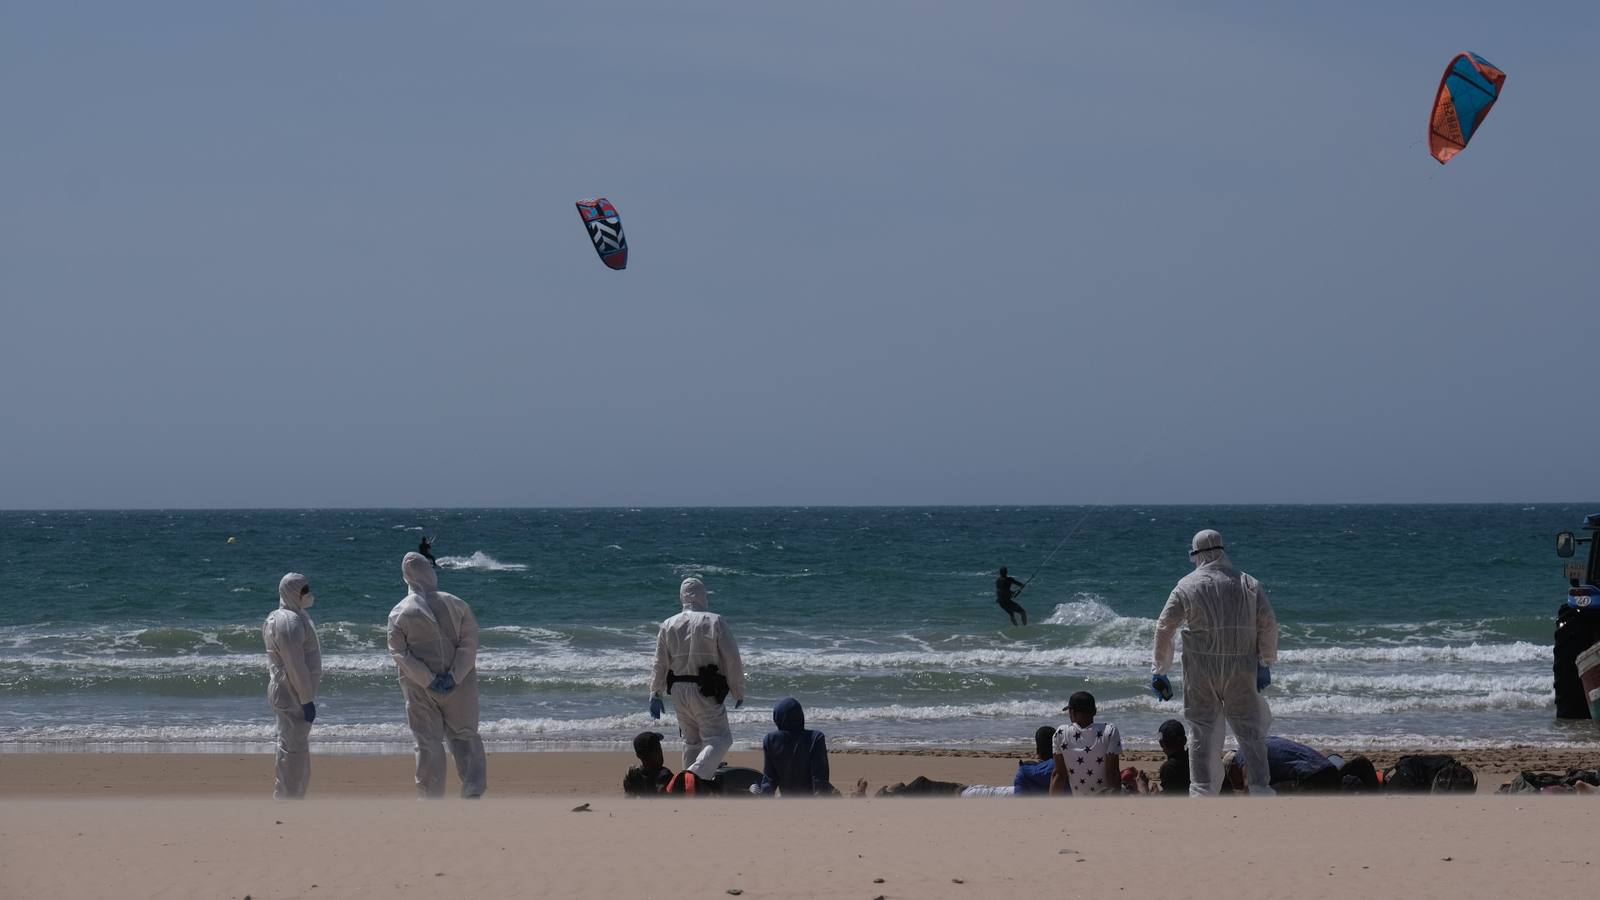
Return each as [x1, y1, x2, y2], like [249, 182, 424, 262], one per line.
[1556, 531, 1576, 558]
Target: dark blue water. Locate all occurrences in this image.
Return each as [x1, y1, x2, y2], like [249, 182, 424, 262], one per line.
[1, 505, 1594, 752]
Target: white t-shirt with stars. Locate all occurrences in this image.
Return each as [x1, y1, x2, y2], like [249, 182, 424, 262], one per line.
[1052, 721, 1122, 795]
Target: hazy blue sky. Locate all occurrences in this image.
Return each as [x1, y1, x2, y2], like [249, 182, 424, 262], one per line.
[3, 1, 1595, 508]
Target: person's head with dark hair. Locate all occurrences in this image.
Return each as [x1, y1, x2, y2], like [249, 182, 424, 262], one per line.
[623, 730, 674, 797]
[1033, 725, 1057, 761]
[999, 567, 1009, 577]
[633, 731, 665, 770]
[1158, 719, 1187, 757]
[1063, 691, 1096, 728]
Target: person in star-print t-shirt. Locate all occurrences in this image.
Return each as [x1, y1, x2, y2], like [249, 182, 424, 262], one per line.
[1049, 691, 1121, 796]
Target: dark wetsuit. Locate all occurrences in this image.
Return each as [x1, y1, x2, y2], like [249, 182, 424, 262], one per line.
[996, 575, 1027, 625]
[418, 539, 438, 566]
[623, 765, 674, 797]
[1158, 750, 1191, 795]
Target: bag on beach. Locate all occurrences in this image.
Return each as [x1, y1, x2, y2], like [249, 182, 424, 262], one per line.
[1502, 771, 1565, 794]
[664, 771, 712, 796]
[1564, 769, 1600, 788]
[1430, 763, 1476, 794]
[1338, 756, 1381, 792]
[1382, 755, 1472, 793]
[1506, 769, 1600, 794]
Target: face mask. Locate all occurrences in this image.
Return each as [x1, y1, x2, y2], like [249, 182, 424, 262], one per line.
[300, 592, 316, 609]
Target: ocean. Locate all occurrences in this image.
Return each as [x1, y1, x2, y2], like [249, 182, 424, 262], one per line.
[2, 505, 1594, 754]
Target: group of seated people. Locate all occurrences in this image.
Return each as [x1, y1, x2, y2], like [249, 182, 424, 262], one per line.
[623, 696, 834, 797]
[622, 691, 1479, 798]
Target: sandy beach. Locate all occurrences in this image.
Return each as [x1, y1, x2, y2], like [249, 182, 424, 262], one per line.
[3, 749, 1598, 899]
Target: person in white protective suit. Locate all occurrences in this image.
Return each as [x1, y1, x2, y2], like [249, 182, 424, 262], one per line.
[650, 577, 746, 780]
[387, 552, 487, 798]
[1151, 529, 1279, 796]
[263, 572, 322, 799]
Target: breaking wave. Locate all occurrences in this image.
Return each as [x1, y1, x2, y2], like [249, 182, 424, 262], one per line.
[435, 551, 529, 572]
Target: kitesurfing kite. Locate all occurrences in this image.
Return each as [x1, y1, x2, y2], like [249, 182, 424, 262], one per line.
[1429, 52, 1505, 164]
[575, 197, 627, 270]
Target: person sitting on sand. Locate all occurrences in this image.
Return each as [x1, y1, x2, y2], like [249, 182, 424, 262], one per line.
[1013, 725, 1059, 795]
[1155, 719, 1190, 795]
[756, 697, 837, 797]
[1051, 691, 1121, 796]
[623, 731, 674, 797]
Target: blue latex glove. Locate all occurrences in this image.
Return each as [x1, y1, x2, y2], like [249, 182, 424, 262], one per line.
[734, 698, 743, 710]
[1150, 675, 1173, 701]
[430, 672, 455, 694]
[301, 702, 316, 724]
[1256, 664, 1271, 692]
[649, 695, 665, 720]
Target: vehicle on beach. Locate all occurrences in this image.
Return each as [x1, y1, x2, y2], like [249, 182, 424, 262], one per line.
[1552, 513, 1600, 722]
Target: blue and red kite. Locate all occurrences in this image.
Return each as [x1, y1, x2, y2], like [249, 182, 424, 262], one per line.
[1429, 52, 1506, 165]
[575, 197, 627, 270]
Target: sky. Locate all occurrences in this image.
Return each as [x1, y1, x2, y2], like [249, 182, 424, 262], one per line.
[2, 1, 1596, 508]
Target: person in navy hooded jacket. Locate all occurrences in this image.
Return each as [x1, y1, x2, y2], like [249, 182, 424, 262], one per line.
[756, 697, 837, 797]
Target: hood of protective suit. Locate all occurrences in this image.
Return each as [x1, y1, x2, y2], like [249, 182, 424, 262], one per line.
[402, 552, 439, 594]
[1190, 529, 1231, 568]
[679, 577, 709, 611]
[773, 696, 805, 731]
[278, 572, 312, 611]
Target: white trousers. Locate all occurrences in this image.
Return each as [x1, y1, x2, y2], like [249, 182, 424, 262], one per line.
[273, 706, 312, 799]
[401, 676, 487, 798]
[670, 682, 732, 778]
[1183, 653, 1274, 796]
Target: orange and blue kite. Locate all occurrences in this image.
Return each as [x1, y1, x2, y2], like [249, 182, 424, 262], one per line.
[1429, 52, 1505, 165]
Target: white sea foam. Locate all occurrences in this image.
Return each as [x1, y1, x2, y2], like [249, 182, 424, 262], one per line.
[1, 690, 1574, 747]
[0, 639, 1553, 681]
[669, 563, 743, 577]
[436, 551, 529, 572]
[1279, 641, 1547, 664]
[1274, 671, 1549, 695]
[1041, 596, 1125, 627]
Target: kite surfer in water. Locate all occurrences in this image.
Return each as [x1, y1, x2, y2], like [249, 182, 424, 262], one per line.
[996, 567, 1028, 626]
[418, 536, 438, 568]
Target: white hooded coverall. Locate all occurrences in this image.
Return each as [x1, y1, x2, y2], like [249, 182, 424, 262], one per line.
[1153, 530, 1278, 796]
[651, 577, 746, 778]
[263, 572, 322, 799]
[388, 552, 487, 798]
